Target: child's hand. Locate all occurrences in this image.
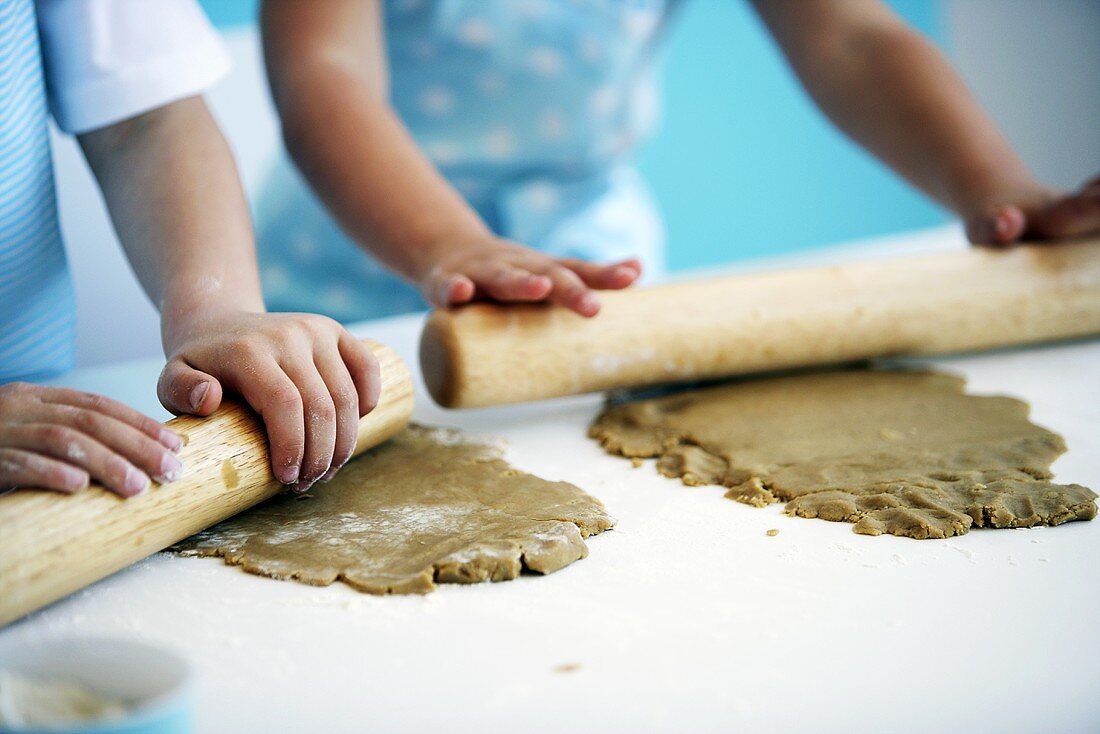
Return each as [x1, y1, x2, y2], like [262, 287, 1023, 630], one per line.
[0, 383, 183, 497]
[421, 237, 642, 317]
[157, 312, 379, 492]
[965, 174, 1100, 246]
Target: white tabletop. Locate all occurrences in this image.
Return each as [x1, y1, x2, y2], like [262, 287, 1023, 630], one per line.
[2, 226, 1098, 733]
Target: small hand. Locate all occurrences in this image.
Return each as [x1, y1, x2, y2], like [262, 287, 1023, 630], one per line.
[421, 237, 642, 317]
[966, 174, 1100, 246]
[0, 382, 183, 497]
[157, 311, 380, 492]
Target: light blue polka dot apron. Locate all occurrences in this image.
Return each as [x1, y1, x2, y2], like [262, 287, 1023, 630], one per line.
[257, 0, 677, 323]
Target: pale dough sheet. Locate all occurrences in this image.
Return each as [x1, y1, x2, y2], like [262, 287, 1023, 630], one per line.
[590, 369, 1097, 539]
[174, 426, 613, 593]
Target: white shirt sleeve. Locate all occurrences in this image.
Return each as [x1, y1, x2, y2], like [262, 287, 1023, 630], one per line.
[36, 0, 232, 134]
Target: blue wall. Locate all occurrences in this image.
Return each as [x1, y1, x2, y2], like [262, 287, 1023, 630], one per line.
[201, 0, 949, 271]
[637, 0, 949, 270]
[199, 0, 257, 28]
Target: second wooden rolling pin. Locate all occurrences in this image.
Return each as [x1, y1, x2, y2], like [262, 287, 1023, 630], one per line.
[421, 239, 1100, 408]
[0, 340, 414, 627]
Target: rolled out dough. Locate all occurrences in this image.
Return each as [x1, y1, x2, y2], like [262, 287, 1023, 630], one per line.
[174, 426, 613, 593]
[590, 369, 1097, 539]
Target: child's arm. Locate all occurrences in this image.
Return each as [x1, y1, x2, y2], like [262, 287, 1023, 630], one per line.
[78, 96, 379, 492]
[750, 0, 1100, 244]
[260, 0, 640, 317]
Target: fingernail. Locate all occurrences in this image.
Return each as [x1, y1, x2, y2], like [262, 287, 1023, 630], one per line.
[579, 293, 600, 313]
[277, 464, 300, 485]
[189, 382, 210, 412]
[320, 467, 338, 482]
[158, 453, 184, 483]
[124, 466, 151, 496]
[291, 479, 314, 494]
[159, 429, 183, 452]
[62, 467, 90, 492]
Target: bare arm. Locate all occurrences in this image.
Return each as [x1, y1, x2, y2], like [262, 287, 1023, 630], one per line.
[76, 97, 378, 492]
[261, 0, 639, 315]
[750, 0, 1100, 244]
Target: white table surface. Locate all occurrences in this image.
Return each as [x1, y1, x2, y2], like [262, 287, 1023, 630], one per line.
[2, 226, 1098, 733]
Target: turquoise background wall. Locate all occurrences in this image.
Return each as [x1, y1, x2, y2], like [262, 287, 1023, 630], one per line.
[200, 0, 948, 271]
[639, 0, 948, 270]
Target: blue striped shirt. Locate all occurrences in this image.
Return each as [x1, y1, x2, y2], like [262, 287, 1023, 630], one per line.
[0, 0, 75, 382]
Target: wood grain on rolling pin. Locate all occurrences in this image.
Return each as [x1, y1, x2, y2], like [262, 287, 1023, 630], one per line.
[0, 340, 414, 627]
[421, 239, 1100, 408]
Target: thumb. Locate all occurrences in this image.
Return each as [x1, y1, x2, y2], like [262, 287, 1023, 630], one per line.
[424, 270, 476, 308]
[158, 359, 223, 416]
[965, 204, 1026, 246]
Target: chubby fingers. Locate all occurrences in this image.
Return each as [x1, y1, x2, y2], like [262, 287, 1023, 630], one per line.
[337, 331, 381, 418]
[1026, 187, 1100, 240]
[234, 356, 306, 487]
[41, 385, 182, 451]
[223, 322, 381, 491]
[281, 357, 337, 491]
[0, 447, 89, 494]
[558, 258, 643, 290]
[0, 384, 185, 497]
[0, 395, 185, 496]
[427, 264, 553, 307]
[535, 262, 600, 316]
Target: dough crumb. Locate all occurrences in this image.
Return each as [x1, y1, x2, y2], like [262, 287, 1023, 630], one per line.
[554, 663, 582, 674]
[766, 528, 779, 537]
[220, 459, 239, 490]
[630, 457, 643, 468]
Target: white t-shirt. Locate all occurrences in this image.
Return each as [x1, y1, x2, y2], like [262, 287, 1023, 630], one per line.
[36, 0, 230, 134]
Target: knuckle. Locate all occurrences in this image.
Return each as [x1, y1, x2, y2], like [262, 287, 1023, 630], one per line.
[70, 408, 99, 433]
[299, 313, 333, 332]
[230, 337, 264, 362]
[79, 391, 108, 411]
[267, 385, 302, 414]
[33, 423, 75, 446]
[1, 381, 31, 399]
[278, 438, 306, 463]
[0, 447, 27, 476]
[335, 386, 358, 411]
[307, 394, 336, 423]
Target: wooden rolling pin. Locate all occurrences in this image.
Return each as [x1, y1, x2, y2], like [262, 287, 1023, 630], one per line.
[421, 239, 1100, 408]
[0, 340, 413, 627]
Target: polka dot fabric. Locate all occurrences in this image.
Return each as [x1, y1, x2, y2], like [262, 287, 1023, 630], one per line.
[258, 0, 674, 322]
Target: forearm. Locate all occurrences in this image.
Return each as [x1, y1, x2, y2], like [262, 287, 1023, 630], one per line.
[754, 1, 1038, 216]
[275, 61, 491, 282]
[78, 97, 265, 352]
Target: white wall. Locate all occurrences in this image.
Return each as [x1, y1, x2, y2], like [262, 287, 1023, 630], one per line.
[945, 0, 1100, 191]
[56, 6, 1100, 368]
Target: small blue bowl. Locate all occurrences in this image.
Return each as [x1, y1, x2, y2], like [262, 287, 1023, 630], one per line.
[0, 637, 192, 734]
